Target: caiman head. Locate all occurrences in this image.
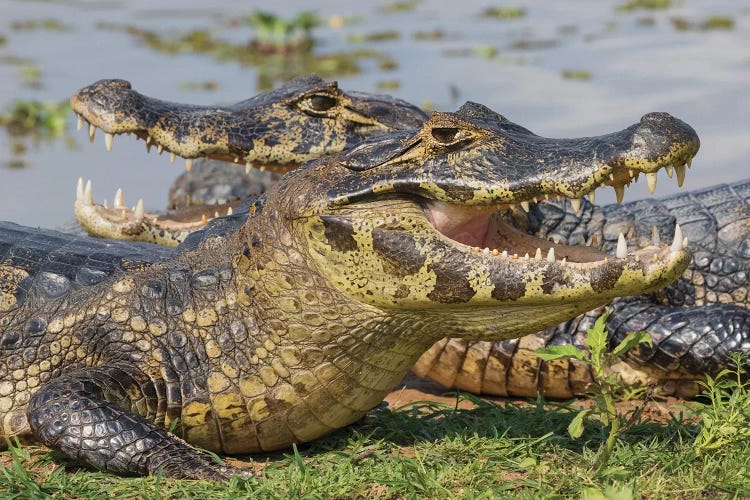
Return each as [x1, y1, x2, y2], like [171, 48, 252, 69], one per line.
[265, 102, 700, 339]
[70, 74, 427, 173]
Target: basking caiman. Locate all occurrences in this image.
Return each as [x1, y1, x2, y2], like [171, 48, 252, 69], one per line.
[71, 78, 741, 400]
[0, 97, 698, 479]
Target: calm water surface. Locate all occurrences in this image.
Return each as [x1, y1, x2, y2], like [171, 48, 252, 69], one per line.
[0, 0, 749, 227]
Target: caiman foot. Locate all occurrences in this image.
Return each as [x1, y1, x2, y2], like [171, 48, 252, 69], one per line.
[28, 365, 252, 481]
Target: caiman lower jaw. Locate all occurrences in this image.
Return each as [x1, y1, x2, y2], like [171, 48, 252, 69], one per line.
[73, 178, 239, 246]
[425, 200, 689, 268]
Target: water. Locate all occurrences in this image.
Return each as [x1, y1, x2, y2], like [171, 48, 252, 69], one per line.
[0, 0, 748, 227]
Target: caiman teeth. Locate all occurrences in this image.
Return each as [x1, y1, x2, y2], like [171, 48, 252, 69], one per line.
[105, 132, 114, 152]
[185, 158, 193, 172]
[88, 123, 96, 143]
[675, 164, 686, 187]
[76, 114, 84, 132]
[616, 232, 627, 258]
[646, 172, 657, 194]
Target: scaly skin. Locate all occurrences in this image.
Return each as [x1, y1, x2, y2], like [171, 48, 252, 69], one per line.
[0, 102, 697, 480]
[71, 75, 427, 245]
[413, 184, 750, 398]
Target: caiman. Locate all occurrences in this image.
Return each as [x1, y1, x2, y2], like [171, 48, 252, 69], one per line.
[70, 78, 745, 400]
[0, 85, 699, 478]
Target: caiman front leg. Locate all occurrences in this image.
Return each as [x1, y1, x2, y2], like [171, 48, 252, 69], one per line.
[27, 364, 253, 480]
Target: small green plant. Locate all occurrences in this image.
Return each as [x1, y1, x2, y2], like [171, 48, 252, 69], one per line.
[0, 99, 70, 136]
[535, 313, 652, 474]
[480, 7, 527, 20]
[690, 352, 750, 456]
[246, 11, 321, 52]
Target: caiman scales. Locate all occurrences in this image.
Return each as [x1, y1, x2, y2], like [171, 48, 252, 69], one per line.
[0, 79, 699, 480]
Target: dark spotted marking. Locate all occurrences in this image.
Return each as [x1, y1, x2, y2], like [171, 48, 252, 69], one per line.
[371, 228, 426, 278]
[320, 215, 359, 253]
[490, 271, 527, 301]
[426, 261, 476, 303]
[589, 260, 625, 294]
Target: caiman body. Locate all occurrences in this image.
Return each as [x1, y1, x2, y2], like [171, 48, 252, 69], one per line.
[0, 93, 698, 479]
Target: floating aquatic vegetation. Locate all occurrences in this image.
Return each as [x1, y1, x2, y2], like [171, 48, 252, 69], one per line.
[616, 0, 673, 12]
[381, 0, 421, 14]
[562, 69, 592, 80]
[0, 100, 76, 168]
[10, 19, 70, 31]
[245, 11, 320, 53]
[95, 22, 390, 89]
[671, 15, 734, 31]
[412, 29, 444, 41]
[480, 7, 526, 20]
[347, 30, 400, 43]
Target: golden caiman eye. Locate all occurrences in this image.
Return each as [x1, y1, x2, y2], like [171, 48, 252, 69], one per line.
[306, 95, 338, 112]
[431, 127, 462, 145]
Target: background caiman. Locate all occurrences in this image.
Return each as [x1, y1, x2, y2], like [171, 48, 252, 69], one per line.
[0, 101, 696, 479]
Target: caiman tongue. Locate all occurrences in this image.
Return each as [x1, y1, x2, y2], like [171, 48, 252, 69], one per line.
[424, 201, 498, 248]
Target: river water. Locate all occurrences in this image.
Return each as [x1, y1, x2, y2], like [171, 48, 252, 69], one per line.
[0, 0, 748, 227]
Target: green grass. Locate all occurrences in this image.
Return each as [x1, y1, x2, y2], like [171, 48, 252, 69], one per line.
[2, 371, 749, 499]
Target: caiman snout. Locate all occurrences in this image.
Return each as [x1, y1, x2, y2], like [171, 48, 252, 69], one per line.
[631, 111, 700, 166]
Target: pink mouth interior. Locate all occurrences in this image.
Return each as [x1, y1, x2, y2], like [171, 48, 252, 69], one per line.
[424, 200, 607, 262]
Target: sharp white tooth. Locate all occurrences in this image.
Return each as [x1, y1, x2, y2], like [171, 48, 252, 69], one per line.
[675, 164, 686, 187]
[103, 199, 108, 209]
[616, 232, 627, 259]
[687, 158, 692, 169]
[664, 164, 674, 178]
[670, 224, 683, 252]
[214, 211, 220, 218]
[88, 124, 96, 143]
[84, 180, 93, 206]
[227, 206, 233, 216]
[146, 142, 152, 154]
[76, 114, 84, 132]
[524, 253, 530, 260]
[104, 132, 114, 152]
[683, 236, 689, 248]
[258, 165, 266, 172]
[491, 249, 499, 256]
[588, 190, 596, 205]
[169, 152, 176, 163]
[134, 199, 144, 221]
[245, 162, 252, 175]
[146, 135, 152, 145]
[646, 172, 657, 194]
[185, 159, 193, 172]
[114, 188, 124, 208]
[501, 250, 508, 258]
[633, 172, 640, 182]
[614, 185, 625, 204]
[628, 169, 634, 178]
[76, 178, 84, 202]
[609, 173, 615, 182]
[570, 198, 581, 214]
[521, 201, 530, 213]
[561, 257, 567, 264]
[652, 226, 660, 245]
[483, 248, 490, 255]
[532, 197, 539, 203]
[547, 247, 555, 262]
[157, 145, 164, 154]
[535, 248, 542, 260]
[201, 214, 208, 224]
[635, 255, 640, 262]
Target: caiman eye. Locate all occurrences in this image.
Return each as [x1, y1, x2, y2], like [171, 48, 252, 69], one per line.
[306, 95, 338, 113]
[431, 127, 463, 145]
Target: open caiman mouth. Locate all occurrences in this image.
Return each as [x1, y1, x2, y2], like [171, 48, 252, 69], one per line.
[424, 199, 686, 266]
